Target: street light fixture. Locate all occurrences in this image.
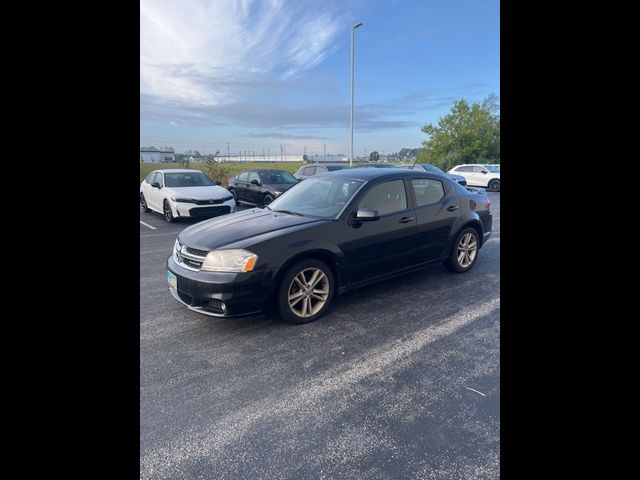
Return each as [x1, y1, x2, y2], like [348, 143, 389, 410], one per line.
[350, 22, 363, 167]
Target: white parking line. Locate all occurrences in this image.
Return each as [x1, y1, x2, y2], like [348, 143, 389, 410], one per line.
[140, 296, 500, 479]
[140, 220, 157, 230]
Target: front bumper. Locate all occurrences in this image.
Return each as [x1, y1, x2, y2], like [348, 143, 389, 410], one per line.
[171, 199, 236, 218]
[166, 255, 273, 317]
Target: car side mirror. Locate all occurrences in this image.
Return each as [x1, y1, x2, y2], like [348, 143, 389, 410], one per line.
[151, 182, 161, 188]
[250, 179, 261, 186]
[214, 180, 222, 186]
[355, 207, 379, 221]
[480, 170, 487, 174]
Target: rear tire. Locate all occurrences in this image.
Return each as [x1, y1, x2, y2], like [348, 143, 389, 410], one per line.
[140, 194, 151, 212]
[263, 193, 274, 205]
[163, 200, 176, 223]
[488, 179, 500, 192]
[278, 258, 335, 324]
[445, 227, 480, 273]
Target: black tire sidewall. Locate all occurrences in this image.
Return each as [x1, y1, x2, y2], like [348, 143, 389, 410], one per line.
[278, 258, 335, 324]
[163, 200, 175, 223]
[264, 194, 274, 205]
[141, 194, 150, 212]
[446, 227, 480, 273]
[489, 179, 500, 191]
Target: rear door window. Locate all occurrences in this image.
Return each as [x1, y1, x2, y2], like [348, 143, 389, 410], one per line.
[411, 179, 445, 206]
[359, 179, 408, 215]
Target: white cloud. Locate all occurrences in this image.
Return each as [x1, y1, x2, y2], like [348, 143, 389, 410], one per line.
[140, 0, 342, 107]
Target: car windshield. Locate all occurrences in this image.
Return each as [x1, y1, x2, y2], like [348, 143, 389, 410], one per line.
[326, 165, 346, 171]
[483, 165, 500, 173]
[268, 176, 364, 218]
[420, 164, 445, 174]
[260, 170, 298, 184]
[164, 172, 215, 187]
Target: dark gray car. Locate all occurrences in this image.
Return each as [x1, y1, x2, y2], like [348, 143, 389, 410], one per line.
[294, 163, 350, 180]
[227, 169, 298, 206]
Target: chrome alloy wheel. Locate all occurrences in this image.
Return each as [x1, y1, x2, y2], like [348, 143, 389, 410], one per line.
[457, 232, 478, 268]
[287, 268, 330, 318]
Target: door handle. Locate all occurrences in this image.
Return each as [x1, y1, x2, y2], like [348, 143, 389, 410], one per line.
[446, 205, 459, 211]
[399, 216, 415, 223]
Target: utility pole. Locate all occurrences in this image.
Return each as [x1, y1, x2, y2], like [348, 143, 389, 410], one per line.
[323, 143, 326, 162]
[350, 22, 363, 167]
[280, 144, 283, 162]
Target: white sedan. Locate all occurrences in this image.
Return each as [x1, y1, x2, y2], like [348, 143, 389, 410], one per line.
[140, 169, 236, 222]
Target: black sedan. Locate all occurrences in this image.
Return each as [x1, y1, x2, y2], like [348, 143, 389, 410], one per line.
[227, 169, 298, 206]
[167, 168, 492, 324]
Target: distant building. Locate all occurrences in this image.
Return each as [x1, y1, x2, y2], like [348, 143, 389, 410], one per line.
[140, 148, 175, 163]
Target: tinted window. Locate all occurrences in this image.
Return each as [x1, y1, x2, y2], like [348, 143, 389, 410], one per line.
[237, 172, 249, 182]
[304, 167, 317, 175]
[156, 173, 164, 187]
[145, 172, 155, 183]
[472, 166, 486, 173]
[483, 165, 500, 173]
[412, 179, 445, 206]
[164, 172, 214, 187]
[259, 170, 298, 184]
[456, 166, 474, 172]
[359, 180, 407, 215]
[247, 171, 260, 183]
[326, 165, 345, 171]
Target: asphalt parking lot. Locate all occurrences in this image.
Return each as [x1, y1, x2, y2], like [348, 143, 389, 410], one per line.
[140, 193, 500, 479]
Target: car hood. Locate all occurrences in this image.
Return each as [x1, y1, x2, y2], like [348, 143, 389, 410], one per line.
[178, 208, 324, 251]
[163, 185, 230, 200]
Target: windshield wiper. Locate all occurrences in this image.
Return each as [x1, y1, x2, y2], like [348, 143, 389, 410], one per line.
[271, 209, 303, 216]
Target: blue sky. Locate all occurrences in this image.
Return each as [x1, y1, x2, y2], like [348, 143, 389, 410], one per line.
[140, 0, 499, 156]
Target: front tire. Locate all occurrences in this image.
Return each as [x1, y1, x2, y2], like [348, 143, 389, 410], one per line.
[163, 200, 175, 223]
[140, 194, 151, 212]
[278, 259, 335, 324]
[263, 193, 274, 205]
[488, 179, 500, 192]
[445, 227, 480, 273]
[229, 188, 240, 205]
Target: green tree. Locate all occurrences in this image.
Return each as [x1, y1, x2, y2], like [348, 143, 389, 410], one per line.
[369, 151, 380, 163]
[419, 95, 500, 171]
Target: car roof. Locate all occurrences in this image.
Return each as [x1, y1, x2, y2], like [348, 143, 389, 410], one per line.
[308, 163, 348, 167]
[152, 169, 202, 173]
[315, 167, 439, 181]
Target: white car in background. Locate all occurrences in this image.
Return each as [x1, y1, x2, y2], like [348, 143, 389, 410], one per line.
[448, 164, 501, 192]
[140, 169, 236, 223]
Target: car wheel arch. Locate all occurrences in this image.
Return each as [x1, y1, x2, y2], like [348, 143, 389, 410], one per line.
[449, 220, 484, 252]
[274, 250, 343, 297]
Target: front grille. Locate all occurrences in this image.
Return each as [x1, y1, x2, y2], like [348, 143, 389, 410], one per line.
[194, 195, 232, 205]
[182, 257, 203, 269]
[186, 246, 208, 257]
[189, 205, 231, 217]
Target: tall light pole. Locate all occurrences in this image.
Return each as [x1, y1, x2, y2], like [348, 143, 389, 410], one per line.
[350, 22, 363, 167]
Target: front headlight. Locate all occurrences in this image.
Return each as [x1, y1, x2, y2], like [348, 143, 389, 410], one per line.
[171, 197, 196, 203]
[201, 249, 258, 273]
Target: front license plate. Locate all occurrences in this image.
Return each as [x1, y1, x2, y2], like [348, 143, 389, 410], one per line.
[167, 270, 177, 290]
